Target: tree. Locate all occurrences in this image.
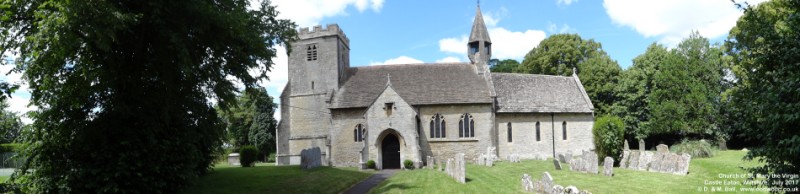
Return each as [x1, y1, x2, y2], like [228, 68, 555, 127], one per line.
[726, 0, 800, 190]
[0, 0, 296, 192]
[612, 43, 669, 139]
[515, 34, 622, 115]
[648, 32, 724, 136]
[489, 59, 519, 73]
[592, 115, 624, 164]
[0, 100, 23, 143]
[219, 87, 277, 161]
[247, 88, 277, 161]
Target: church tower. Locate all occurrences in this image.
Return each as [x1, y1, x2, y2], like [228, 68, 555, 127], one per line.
[468, 5, 492, 73]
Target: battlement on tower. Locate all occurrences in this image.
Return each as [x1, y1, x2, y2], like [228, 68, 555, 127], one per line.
[298, 24, 350, 46]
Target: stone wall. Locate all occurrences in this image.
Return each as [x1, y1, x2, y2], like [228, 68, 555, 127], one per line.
[522, 172, 592, 193]
[418, 104, 494, 163]
[330, 108, 367, 167]
[496, 113, 594, 161]
[365, 86, 421, 169]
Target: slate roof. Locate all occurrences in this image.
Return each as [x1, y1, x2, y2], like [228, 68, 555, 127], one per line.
[491, 73, 594, 113]
[469, 6, 491, 43]
[330, 63, 493, 109]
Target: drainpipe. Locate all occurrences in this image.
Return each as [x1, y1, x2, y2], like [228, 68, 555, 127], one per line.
[552, 113, 555, 159]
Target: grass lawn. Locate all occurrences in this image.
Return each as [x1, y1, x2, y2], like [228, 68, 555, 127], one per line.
[183, 163, 373, 194]
[370, 150, 762, 193]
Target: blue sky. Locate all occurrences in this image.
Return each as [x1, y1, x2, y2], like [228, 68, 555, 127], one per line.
[0, 0, 767, 123]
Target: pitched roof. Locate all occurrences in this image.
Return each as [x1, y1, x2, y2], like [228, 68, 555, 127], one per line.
[330, 63, 493, 109]
[492, 73, 594, 113]
[469, 6, 491, 43]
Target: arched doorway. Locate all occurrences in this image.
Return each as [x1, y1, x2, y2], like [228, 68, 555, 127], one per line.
[381, 134, 401, 169]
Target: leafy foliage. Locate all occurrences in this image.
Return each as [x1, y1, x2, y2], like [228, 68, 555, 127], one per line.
[0, 101, 22, 143]
[611, 43, 668, 139]
[592, 115, 625, 164]
[239, 145, 259, 167]
[648, 32, 724, 137]
[670, 139, 715, 158]
[403, 159, 414, 169]
[726, 0, 800, 190]
[367, 160, 376, 169]
[0, 0, 296, 192]
[218, 87, 277, 161]
[516, 34, 622, 115]
[489, 59, 519, 73]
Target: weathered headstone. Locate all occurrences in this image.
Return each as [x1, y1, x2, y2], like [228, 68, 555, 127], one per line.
[628, 151, 640, 169]
[637, 151, 653, 170]
[300, 147, 322, 170]
[427, 156, 434, 170]
[623, 140, 630, 151]
[603, 157, 614, 176]
[639, 139, 646, 152]
[718, 139, 728, 151]
[228, 153, 241, 166]
[566, 185, 580, 194]
[542, 172, 554, 194]
[565, 152, 573, 164]
[558, 153, 567, 163]
[553, 159, 562, 170]
[438, 157, 443, 171]
[619, 150, 630, 168]
[675, 153, 692, 175]
[521, 174, 534, 192]
[457, 153, 466, 183]
[553, 185, 565, 194]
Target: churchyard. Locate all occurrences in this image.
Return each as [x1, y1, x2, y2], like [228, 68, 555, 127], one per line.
[167, 149, 759, 193]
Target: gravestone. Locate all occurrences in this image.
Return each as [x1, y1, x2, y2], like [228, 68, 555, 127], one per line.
[446, 158, 453, 176]
[542, 172, 554, 194]
[628, 151, 640, 169]
[639, 139, 645, 152]
[227, 153, 241, 166]
[566, 185, 580, 194]
[565, 152, 573, 164]
[619, 150, 630, 168]
[553, 185, 565, 194]
[457, 153, 466, 183]
[656, 144, 669, 153]
[623, 140, 630, 151]
[719, 139, 728, 151]
[675, 153, 692, 175]
[558, 153, 567, 163]
[427, 156, 434, 170]
[300, 147, 322, 170]
[553, 159, 562, 170]
[637, 151, 653, 170]
[438, 157, 443, 171]
[521, 173, 534, 192]
[603, 157, 614, 176]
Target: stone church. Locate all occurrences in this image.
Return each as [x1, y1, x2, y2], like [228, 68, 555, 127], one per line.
[276, 6, 595, 169]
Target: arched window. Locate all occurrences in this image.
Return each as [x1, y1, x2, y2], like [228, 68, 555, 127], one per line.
[535, 121, 541, 142]
[459, 113, 474, 138]
[562, 121, 567, 140]
[354, 124, 365, 142]
[430, 114, 445, 138]
[507, 122, 512, 142]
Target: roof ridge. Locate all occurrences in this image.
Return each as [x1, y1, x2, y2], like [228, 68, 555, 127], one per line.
[492, 72, 572, 78]
[352, 62, 472, 69]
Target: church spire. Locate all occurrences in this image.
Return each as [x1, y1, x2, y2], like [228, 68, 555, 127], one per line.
[467, 4, 492, 69]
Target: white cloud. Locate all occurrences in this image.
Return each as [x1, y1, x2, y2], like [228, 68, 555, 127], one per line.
[603, 0, 768, 46]
[435, 57, 462, 63]
[438, 35, 468, 55]
[547, 23, 575, 34]
[262, 0, 385, 27]
[369, 56, 424, 65]
[557, 0, 578, 6]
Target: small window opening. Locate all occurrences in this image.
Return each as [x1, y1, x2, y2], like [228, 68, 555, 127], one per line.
[306, 44, 318, 61]
[562, 121, 567, 140]
[384, 103, 394, 116]
[507, 122, 512, 142]
[311, 81, 314, 90]
[535, 122, 541, 142]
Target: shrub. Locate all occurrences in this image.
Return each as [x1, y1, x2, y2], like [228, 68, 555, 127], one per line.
[671, 139, 715, 158]
[403, 159, 414, 169]
[0, 143, 21, 153]
[366, 160, 376, 169]
[239, 146, 259, 167]
[592, 115, 625, 163]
